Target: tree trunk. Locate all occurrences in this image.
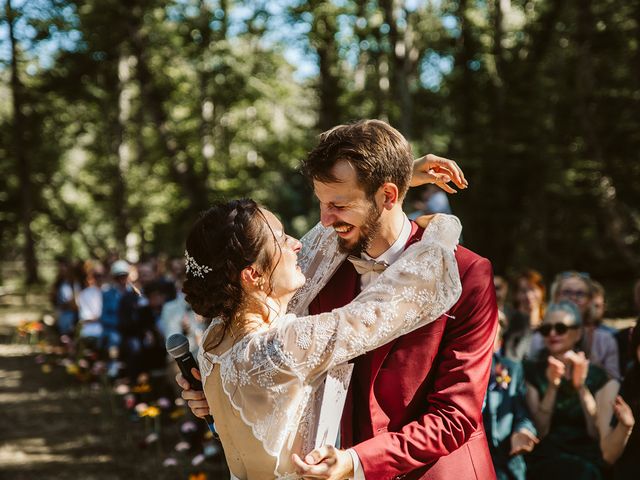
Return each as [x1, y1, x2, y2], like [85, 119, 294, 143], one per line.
[312, 3, 341, 131]
[112, 51, 134, 251]
[6, 0, 38, 284]
[198, 0, 215, 181]
[380, 0, 412, 137]
[576, 0, 640, 273]
[456, 0, 474, 143]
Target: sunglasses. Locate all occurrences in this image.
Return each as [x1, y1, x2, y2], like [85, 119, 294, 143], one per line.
[558, 289, 590, 299]
[539, 323, 580, 337]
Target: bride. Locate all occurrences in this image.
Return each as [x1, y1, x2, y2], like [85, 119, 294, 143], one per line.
[181, 197, 463, 479]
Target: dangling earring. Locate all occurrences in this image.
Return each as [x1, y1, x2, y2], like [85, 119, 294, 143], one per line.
[256, 277, 265, 290]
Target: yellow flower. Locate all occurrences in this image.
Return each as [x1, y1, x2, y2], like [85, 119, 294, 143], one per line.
[140, 406, 161, 418]
[132, 383, 152, 393]
[66, 364, 79, 375]
[169, 408, 185, 420]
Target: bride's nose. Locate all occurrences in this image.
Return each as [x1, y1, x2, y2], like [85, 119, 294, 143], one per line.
[290, 237, 302, 253]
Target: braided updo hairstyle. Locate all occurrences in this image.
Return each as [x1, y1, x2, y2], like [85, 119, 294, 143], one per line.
[182, 199, 272, 343]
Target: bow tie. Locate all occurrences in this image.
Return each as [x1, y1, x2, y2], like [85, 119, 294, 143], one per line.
[347, 255, 389, 275]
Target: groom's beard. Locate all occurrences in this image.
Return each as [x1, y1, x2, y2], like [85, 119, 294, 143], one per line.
[336, 201, 383, 255]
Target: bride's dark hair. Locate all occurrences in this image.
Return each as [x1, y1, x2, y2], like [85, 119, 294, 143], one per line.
[182, 199, 273, 344]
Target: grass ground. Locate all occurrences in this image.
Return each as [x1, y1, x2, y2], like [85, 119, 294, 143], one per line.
[0, 300, 229, 480]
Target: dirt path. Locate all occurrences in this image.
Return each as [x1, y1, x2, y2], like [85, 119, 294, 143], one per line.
[0, 319, 228, 479]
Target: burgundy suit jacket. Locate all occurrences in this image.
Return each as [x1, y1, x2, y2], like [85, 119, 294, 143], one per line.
[308, 221, 498, 480]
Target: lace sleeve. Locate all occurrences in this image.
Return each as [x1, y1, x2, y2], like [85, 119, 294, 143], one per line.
[254, 214, 462, 384]
[288, 222, 347, 316]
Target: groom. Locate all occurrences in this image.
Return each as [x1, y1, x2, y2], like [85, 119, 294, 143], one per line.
[181, 120, 498, 479]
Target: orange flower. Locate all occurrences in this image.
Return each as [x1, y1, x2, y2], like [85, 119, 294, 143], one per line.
[189, 473, 207, 480]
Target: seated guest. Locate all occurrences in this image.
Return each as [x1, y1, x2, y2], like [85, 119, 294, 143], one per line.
[100, 260, 132, 378]
[76, 261, 105, 352]
[530, 272, 620, 379]
[120, 279, 168, 382]
[524, 301, 620, 480]
[494, 275, 510, 316]
[617, 280, 640, 376]
[608, 320, 638, 479]
[590, 281, 615, 334]
[51, 257, 79, 337]
[483, 316, 539, 480]
[503, 269, 546, 361]
[158, 291, 204, 358]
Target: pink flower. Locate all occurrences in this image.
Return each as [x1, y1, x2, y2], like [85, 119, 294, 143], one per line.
[163, 457, 178, 467]
[124, 394, 136, 409]
[115, 384, 130, 395]
[175, 441, 190, 452]
[181, 421, 198, 433]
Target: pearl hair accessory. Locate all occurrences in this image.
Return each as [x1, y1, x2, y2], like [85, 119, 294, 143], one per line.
[185, 250, 212, 278]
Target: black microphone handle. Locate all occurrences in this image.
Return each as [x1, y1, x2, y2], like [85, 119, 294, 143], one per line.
[175, 352, 214, 425]
[176, 352, 203, 390]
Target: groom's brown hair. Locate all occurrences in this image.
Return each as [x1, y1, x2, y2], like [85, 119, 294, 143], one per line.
[301, 119, 413, 200]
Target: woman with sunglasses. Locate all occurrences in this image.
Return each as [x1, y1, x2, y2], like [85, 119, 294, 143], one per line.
[523, 301, 620, 480]
[529, 272, 620, 380]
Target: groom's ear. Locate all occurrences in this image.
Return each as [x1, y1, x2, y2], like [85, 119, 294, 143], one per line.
[379, 182, 399, 210]
[240, 266, 263, 289]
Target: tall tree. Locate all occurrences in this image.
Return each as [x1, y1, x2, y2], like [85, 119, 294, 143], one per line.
[5, 0, 38, 283]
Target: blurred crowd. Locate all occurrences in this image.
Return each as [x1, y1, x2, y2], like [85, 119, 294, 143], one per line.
[50, 255, 205, 384]
[48, 253, 639, 480]
[488, 270, 639, 480]
[46, 254, 222, 475]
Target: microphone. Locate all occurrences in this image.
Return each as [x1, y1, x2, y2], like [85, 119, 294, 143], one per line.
[166, 333, 217, 437]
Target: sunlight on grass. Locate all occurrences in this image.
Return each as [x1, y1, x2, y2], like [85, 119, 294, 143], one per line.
[0, 437, 112, 466]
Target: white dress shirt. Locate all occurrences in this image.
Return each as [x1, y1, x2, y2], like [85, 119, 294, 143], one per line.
[347, 213, 412, 479]
[359, 214, 412, 289]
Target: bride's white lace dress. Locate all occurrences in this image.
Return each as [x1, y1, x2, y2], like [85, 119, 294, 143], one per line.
[198, 214, 462, 479]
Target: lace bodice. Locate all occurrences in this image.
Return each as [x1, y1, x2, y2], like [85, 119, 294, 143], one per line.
[198, 214, 462, 479]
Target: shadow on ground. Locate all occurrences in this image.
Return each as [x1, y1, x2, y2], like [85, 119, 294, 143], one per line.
[0, 322, 228, 480]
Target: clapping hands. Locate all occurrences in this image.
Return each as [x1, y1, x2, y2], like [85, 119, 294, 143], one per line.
[545, 356, 565, 387]
[545, 351, 589, 389]
[564, 351, 589, 389]
[613, 395, 635, 430]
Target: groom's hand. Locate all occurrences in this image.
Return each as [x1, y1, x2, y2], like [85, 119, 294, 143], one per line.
[292, 445, 353, 479]
[411, 154, 468, 193]
[175, 368, 211, 418]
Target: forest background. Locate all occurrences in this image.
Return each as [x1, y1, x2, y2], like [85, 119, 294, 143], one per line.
[1, 0, 639, 315]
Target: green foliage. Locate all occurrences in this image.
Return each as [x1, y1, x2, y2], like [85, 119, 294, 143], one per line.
[1, 0, 639, 312]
